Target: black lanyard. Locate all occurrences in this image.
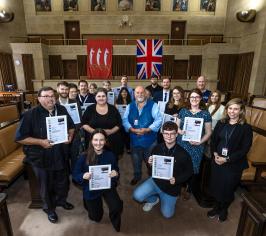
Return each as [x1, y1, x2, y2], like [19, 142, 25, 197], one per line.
[224, 125, 236, 148]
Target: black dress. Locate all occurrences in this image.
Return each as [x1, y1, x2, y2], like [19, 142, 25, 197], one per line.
[209, 121, 253, 202]
[164, 103, 182, 116]
[82, 104, 124, 157]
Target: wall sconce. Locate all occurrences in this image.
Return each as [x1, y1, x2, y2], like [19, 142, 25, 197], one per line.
[119, 15, 133, 28]
[0, 9, 14, 23]
[236, 9, 256, 23]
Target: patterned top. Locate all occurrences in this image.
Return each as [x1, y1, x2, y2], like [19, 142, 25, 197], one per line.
[177, 108, 212, 174]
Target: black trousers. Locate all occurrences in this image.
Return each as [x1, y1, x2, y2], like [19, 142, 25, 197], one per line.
[33, 166, 70, 211]
[84, 188, 123, 232]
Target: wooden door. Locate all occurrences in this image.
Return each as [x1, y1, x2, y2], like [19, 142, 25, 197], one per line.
[173, 60, 188, 80]
[65, 21, 80, 45]
[171, 21, 186, 45]
[63, 60, 77, 80]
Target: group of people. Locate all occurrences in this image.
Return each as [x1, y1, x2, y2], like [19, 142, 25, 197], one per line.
[15, 75, 253, 232]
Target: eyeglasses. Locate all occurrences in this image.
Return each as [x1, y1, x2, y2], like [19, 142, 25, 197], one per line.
[39, 96, 56, 99]
[190, 96, 201, 100]
[162, 132, 177, 137]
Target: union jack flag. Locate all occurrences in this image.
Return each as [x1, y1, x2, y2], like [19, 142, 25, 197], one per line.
[136, 39, 163, 80]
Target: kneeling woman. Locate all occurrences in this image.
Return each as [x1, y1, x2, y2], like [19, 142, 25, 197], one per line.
[73, 129, 123, 232]
[208, 98, 253, 222]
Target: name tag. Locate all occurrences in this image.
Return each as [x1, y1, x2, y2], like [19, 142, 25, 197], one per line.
[134, 120, 138, 126]
[222, 148, 228, 157]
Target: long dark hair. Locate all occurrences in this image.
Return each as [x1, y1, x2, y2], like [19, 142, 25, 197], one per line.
[207, 90, 222, 116]
[86, 129, 108, 165]
[167, 86, 185, 110]
[186, 88, 206, 110]
[116, 87, 132, 105]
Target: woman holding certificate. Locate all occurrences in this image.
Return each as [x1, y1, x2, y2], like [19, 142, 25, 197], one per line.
[73, 129, 123, 232]
[176, 88, 212, 199]
[208, 98, 252, 222]
[82, 88, 124, 159]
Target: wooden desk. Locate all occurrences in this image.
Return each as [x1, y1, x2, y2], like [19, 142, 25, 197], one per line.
[0, 193, 13, 236]
[237, 191, 266, 236]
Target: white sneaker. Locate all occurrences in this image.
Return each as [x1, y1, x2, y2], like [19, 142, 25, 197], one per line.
[142, 198, 159, 212]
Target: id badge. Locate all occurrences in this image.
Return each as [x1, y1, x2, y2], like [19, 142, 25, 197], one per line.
[134, 120, 138, 126]
[222, 148, 228, 157]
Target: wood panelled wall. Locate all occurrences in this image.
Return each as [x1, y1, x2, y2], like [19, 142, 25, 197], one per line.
[22, 54, 35, 91]
[0, 53, 17, 90]
[48, 55, 202, 80]
[218, 52, 254, 100]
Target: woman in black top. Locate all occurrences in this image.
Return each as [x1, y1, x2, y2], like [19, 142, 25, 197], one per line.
[164, 86, 185, 116]
[82, 88, 124, 159]
[208, 98, 253, 222]
[116, 87, 132, 153]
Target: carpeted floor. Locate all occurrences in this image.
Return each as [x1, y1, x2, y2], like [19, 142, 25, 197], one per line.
[5, 153, 242, 236]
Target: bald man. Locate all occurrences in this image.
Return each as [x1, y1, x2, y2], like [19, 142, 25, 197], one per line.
[123, 86, 163, 185]
[196, 76, 211, 103]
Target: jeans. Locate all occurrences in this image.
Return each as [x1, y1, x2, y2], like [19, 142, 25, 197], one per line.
[133, 177, 178, 218]
[131, 141, 157, 180]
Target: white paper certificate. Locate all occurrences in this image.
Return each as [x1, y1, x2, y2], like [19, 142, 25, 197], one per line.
[182, 117, 204, 142]
[89, 164, 111, 190]
[81, 103, 94, 115]
[152, 155, 174, 180]
[116, 104, 127, 118]
[46, 115, 68, 144]
[107, 92, 115, 105]
[63, 103, 81, 124]
[163, 113, 177, 124]
[158, 101, 167, 114]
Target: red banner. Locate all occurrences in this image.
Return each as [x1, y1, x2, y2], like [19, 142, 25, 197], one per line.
[87, 40, 112, 79]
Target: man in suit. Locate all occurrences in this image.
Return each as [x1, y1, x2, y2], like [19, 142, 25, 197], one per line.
[153, 77, 172, 103]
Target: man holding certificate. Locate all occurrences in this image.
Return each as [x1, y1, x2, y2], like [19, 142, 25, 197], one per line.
[133, 122, 193, 218]
[73, 129, 123, 232]
[15, 87, 75, 224]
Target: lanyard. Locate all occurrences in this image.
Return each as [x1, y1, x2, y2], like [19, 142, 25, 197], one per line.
[49, 106, 57, 117]
[78, 94, 88, 105]
[224, 125, 236, 148]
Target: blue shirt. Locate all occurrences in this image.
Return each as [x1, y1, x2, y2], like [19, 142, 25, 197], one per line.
[122, 100, 162, 132]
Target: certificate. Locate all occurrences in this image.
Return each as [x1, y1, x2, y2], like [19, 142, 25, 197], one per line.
[152, 155, 174, 180]
[63, 103, 81, 124]
[162, 113, 177, 124]
[46, 115, 68, 144]
[107, 92, 115, 105]
[116, 104, 127, 118]
[158, 101, 166, 114]
[89, 164, 111, 190]
[182, 117, 204, 142]
[81, 102, 94, 115]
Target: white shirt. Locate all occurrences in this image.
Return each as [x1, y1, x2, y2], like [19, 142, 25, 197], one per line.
[208, 104, 225, 130]
[162, 89, 170, 103]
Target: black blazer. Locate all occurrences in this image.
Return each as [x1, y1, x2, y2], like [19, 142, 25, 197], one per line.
[153, 90, 172, 103]
[211, 121, 253, 172]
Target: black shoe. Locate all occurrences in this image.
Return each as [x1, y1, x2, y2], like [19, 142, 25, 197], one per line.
[218, 209, 228, 222]
[207, 206, 220, 219]
[130, 178, 140, 186]
[43, 209, 58, 224]
[57, 202, 74, 210]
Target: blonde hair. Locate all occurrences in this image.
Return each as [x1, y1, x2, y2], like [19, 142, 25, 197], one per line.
[221, 98, 246, 124]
